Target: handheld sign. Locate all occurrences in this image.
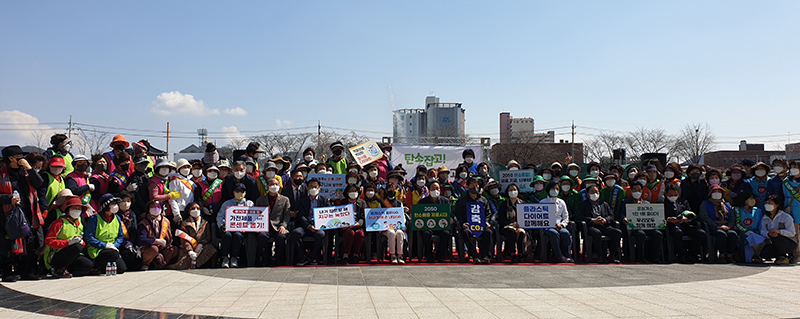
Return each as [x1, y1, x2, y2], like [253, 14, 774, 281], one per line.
[626, 204, 666, 230]
[467, 202, 485, 236]
[516, 203, 558, 229]
[410, 204, 451, 231]
[225, 206, 269, 232]
[365, 208, 406, 232]
[307, 174, 346, 200]
[498, 170, 536, 193]
[314, 204, 356, 230]
[349, 140, 384, 167]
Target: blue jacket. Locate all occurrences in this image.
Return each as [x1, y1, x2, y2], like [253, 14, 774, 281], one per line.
[782, 177, 800, 222]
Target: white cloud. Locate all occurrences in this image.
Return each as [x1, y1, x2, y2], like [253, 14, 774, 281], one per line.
[151, 91, 219, 116]
[0, 110, 58, 149]
[223, 107, 248, 116]
[221, 125, 247, 147]
[275, 119, 292, 128]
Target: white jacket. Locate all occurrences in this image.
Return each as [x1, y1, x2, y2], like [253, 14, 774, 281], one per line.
[539, 196, 570, 228]
[168, 173, 195, 218]
[760, 211, 796, 240]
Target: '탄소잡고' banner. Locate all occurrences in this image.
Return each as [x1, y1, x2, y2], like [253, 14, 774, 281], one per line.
[225, 206, 270, 232]
[313, 204, 356, 230]
[365, 207, 406, 232]
[390, 146, 483, 180]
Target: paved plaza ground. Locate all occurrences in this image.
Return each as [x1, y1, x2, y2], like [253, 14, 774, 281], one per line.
[0, 263, 797, 318]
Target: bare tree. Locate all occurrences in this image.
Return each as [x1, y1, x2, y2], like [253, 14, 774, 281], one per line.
[584, 132, 625, 164]
[29, 128, 52, 151]
[624, 127, 674, 160]
[671, 123, 716, 164]
[74, 128, 112, 156]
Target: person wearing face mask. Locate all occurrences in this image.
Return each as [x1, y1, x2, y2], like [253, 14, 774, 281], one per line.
[44, 134, 75, 176]
[680, 164, 708, 214]
[169, 202, 216, 269]
[558, 176, 581, 217]
[579, 177, 599, 201]
[138, 200, 178, 270]
[627, 172, 651, 202]
[747, 162, 771, 211]
[506, 160, 521, 171]
[194, 165, 224, 221]
[539, 167, 556, 184]
[255, 178, 292, 266]
[454, 178, 494, 264]
[218, 183, 253, 268]
[292, 179, 329, 265]
[167, 158, 196, 225]
[416, 181, 452, 263]
[565, 163, 582, 191]
[452, 165, 470, 198]
[586, 162, 603, 187]
[0, 146, 46, 282]
[732, 192, 764, 263]
[362, 182, 404, 264]
[699, 185, 737, 263]
[600, 174, 626, 224]
[529, 176, 548, 202]
[104, 135, 132, 176]
[44, 197, 93, 278]
[363, 163, 385, 189]
[482, 180, 505, 227]
[476, 163, 491, 187]
[85, 194, 127, 275]
[107, 151, 133, 196]
[662, 184, 704, 263]
[217, 159, 232, 180]
[294, 163, 310, 181]
[374, 145, 394, 181]
[89, 155, 111, 212]
[65, 155, 95, 207]
[461, 149, 479, 175]
[663, 163, 683, 187]
[190, 161, 205, 185]
[766, 159, 787, 203]
[282, 171, 307, 222]
[723, 164, 749, 204]
[642, 166, 665, 204]
[379, 171, 406, 203]
[622, 182, 664, 263]
[781, 160, 800, 263]
[538, 181, 573, 263]
[326, 141, 349, 175]
[128, 157, 153, 216]
[257, 162, 282, 197]
[336, 184, 367, 264]
[132, 141, 156, 178]
[42, 156, 67, 207]
[426, 168, 439, 185]
[551, 162, 564, 180]
[625, 166, 639, 185]
[496, 184, 526, 263]
[577, 185, 621, 263]
[221, 161, 259, 203]
[760, 196, 797, 265]
[405, 173, 430, 208]
[115, 191, 142, 270]
[244, 157, 260, 180]
[435, 165, 451, 188]
[147, 159, 178, 212]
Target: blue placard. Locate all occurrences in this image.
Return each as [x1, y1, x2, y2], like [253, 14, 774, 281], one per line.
[365, 207, 406, 232]
[467, 202, 485, 236]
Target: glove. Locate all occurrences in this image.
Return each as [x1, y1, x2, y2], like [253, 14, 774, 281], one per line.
[88, 184, 96, 192]
[173, 214, 182, 224]
[154, 238, 167, 246]
[126, 183, 138, 192]
[169, 191, 181, 200]
[105, 243, 118, 250]
[67, 237, 82, 245]
[188, 251, 198, 260]
[196, 244, 203, 254]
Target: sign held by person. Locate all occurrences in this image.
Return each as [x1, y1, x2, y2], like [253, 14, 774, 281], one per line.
[516, 203, 557, 229]
[365, 208, 406, 232]
[225, 206, 269, 232]
[314, 204, 356, 230]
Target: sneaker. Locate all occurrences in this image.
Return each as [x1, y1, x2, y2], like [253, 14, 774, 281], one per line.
[481, 256, 491, 264]
[790, 255, 799, 264]
[752, 256, 764, 264]
[776, 256, 790, 265]
[140, 265, 149, 271]
[2, 275, 16, 283]
[222, 257, 230, 268]
[51, 268, 72, 279]
[397, 255, 405, 265]
[391, 255, 398, 264]
[309, 260, 318, 266]
[19, 273, 40, 281]
[557, 256, 569, 263]
[230, 258, 239, 268]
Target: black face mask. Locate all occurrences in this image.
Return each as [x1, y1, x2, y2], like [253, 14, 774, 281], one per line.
[386, 191, 396, 199]
[690, 172, 701, 180]
[553, 170, 562, 177]
[332, 149, 342, 156]
[75, 164, 89, 172]
[293, 178, 304, 186]
[95, 163, 107, 172]
[119, 164, 130, 172]
[114, 144, 125, 151]
[469, 187, 480, 195]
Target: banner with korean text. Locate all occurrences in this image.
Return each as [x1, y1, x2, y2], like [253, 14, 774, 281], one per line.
[307, 174, 346, 200]
[349, 140, 384, 167]
[516, 203, 557, 229]
[626, 204, 666, 230]
[225, 206, 269, 232]
[314, 204, 356, 230]
[365, 208, 406, 232]
[390, 146, 483, 180]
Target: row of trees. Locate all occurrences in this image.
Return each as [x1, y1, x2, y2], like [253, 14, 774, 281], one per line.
[219, 129, 371, 162]
[583, 123, 717, 165]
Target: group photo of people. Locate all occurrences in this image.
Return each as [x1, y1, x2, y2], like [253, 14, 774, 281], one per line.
[0, 132, 796, 282]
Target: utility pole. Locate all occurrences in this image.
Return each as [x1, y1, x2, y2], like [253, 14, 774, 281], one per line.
[571, 120, 575, 160]
[67, 115, 73, 138]
[166, 122, 170, 156]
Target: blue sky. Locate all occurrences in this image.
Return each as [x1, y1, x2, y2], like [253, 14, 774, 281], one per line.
[1, 1, 798, 152]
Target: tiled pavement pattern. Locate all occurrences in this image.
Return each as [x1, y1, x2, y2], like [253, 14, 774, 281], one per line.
[0, 264, 798, 319]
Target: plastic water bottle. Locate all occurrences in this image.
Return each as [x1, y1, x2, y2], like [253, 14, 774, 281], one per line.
[12, 190, 19, 202]
[111, 262, 117, 276]
[191, 259, 197, 269]
[105, 262, 111, 276]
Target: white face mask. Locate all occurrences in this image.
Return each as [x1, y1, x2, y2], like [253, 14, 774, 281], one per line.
[764, 204, 775, 212]
[755, 170, 766, 177]
[159, 167, 170, 177]
[534, 184, 544, 191]
[369, 170, 378, 178]
[589, 193, 600, 201]
[416, 179, 425, 187]
[68, 209, 82, 219]
[365, 191, 375, 198]
[632, 191, 642, 199]
[445, 191, 452, 197]
[63, 143, 72, 152]
[348, 192, 359, 199]
[234, 171, 246, 180]
[51, 167, 64, 175]
[192, 169, 203, 177]
[667, 196, 678, 203]
[207, 172, 218, 180]
[149, 207, 162, 216]
[590, 170, 599, 177]
[628, 172, 637, 180]
[605, 180, 616, 188]
[349, 178, 359, 185]
[569, 170, 579, 177]
[549, 189, 559, 197]
[189, 209, 201, 218]
[265, 171, 276, 179]
[561, 185, 571, 192]
[508, 190, 518, 198]
[108, 204, 119, 214]
[430, 190, 440, 198]
[302, 171, 308, 179]
[542, 173, 552, 180]
[664, 171, 675, 179]
[119, 201, 130, 212]
[509, 167, 519, 171]
[275, 164, 284, 171]
[711, 192, 723, 200]
[774, 166, 784, 174]
[465, 157, 474, 164]
[268, 185, 280, 194]
[489, 188, 499, 196]
[637, 179, 647, 186]
[792, 168, 800, 176]
[180, 168, 190, 177]
[304, 155, 314, 162]
[308, 188, 320, 197]
[246, 165, 254, 173]
[459, 172, 468, 179]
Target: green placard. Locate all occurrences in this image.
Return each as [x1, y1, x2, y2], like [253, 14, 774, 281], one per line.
[411, 204, 451, 231]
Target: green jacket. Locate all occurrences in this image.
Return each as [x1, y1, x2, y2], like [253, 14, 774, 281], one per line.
[559, 189, 581, 218]
[600, 185, 627, 221]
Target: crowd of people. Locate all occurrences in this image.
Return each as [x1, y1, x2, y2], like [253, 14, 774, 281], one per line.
[0, 132, 797, 282]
